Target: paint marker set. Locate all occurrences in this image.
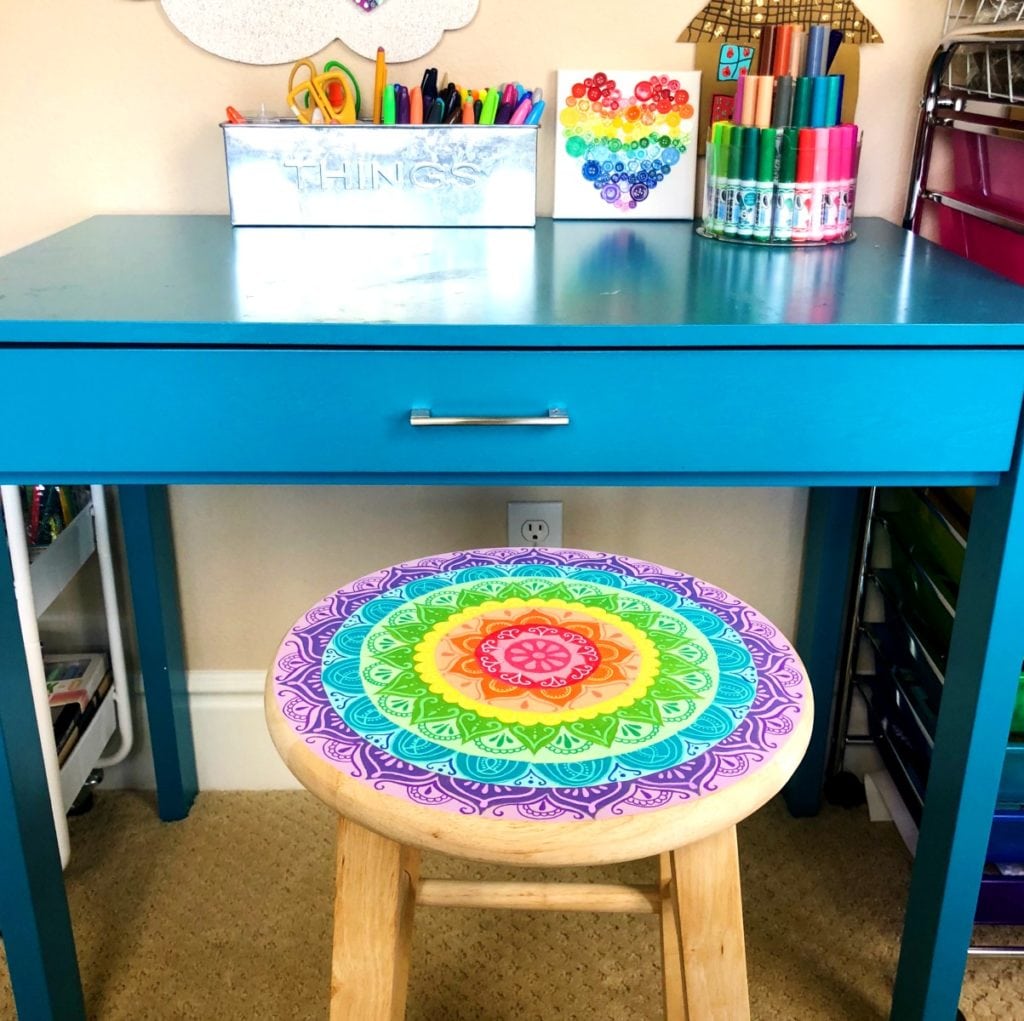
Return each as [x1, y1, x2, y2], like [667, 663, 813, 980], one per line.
[699, 26, 861, 246]
[701, 121, 860, 245]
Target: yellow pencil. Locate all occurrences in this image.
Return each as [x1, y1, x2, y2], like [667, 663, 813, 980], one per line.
[373, 47, 386, 124]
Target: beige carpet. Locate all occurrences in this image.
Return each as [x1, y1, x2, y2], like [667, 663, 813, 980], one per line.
[1, 791, 1022, 1020]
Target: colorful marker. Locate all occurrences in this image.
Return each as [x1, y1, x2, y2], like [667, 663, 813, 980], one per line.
[373, 47, 387, 124]
[754, 127, 777, 241]
[773, 25, 793, 77]
[524, 99, 546, 125]
[509, 95, 533, 124]
[479, 88, 499, 125]
[754, 74, 774, 129]
[711, 123, 731, 233]
[724, 123, 744, 236]
[810, 76, 829, 127]
[838, 124, 859, 238]
[823, 125, 844, 240]
[789, 28, 806, 79]
[381, 83, 396, 125]
[825, 75, 842, 127]
[809, 128, 830, 241]
[409, 86, 424, 124]
[426, 97, 445, 124]
[733, 74, 747, 126]
[772, 75, 794, 128]
[736, 126, 759, 238]
[706, 121, 726, 231]
[793, 128, 817, 241]
[741, 73, 758, 126]
[805, 24, 826, 77]
[792, 77, 812, 128]
[773, 128, 799, 241]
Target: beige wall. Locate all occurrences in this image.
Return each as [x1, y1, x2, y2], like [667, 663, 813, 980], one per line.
[3, 2, 947, 671]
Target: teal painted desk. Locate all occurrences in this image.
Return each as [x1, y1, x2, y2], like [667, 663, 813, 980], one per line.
[1, 216, 1022, 1020]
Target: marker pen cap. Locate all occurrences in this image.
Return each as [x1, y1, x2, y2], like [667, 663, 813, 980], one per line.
[733, 75, 747, 125]
[772, 75, 794, 128]
[740, 125, 759, 180]
[843, 123, 860, 179]
[813, 128, 830, 183]
[716, 123, 732, 177]
[796, 128, 816, 181]
[710, 120, 726, 174]
[779, 128, 799, 183]
[806, 24, 826, 77]
[741, 74, 759, 126]
[792, 77, 812, 128]
[810, 76, 829, 128]
[728, 124, 744, 179]
[757, 127, 778, 182]
[825, 75, 842, 127]
[827, 126, 844, 180]
[774, 25, 793, 77]
[789, 29, 806, 79]
[754, 75, 774, 128]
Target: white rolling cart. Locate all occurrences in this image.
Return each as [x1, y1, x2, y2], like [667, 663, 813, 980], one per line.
[1, 485, 134, 867]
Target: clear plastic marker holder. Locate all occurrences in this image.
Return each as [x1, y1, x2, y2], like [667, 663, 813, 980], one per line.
[698, 133, 860, 247]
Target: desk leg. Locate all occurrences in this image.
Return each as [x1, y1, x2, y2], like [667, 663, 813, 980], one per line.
[891, 456, 1024, 1020]
[783, 487, 862, 817]
[119, 486, 198, 821]
[0, 529, 86, 1019]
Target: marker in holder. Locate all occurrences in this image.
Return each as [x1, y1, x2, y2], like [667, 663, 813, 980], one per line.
[700, 121, 859, 246]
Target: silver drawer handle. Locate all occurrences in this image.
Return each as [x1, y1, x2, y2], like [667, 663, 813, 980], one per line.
[410, 408, 569, 427]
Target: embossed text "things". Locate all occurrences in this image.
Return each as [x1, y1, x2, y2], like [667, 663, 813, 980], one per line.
[282, 158, 484, 190]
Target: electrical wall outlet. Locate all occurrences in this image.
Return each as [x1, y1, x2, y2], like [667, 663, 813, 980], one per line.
[507, 501, 563, 547]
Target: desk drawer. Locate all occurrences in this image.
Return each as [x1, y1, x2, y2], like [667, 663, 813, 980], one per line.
[0, 348, 1020, 480]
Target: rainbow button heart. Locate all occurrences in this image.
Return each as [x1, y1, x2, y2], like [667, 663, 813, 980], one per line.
[560, 73, 695, 211]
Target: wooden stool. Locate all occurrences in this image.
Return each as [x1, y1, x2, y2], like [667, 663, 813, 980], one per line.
[266, 547, 812, 1020]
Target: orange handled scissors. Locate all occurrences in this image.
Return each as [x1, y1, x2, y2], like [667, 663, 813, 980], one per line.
[287, 59, 356, 124]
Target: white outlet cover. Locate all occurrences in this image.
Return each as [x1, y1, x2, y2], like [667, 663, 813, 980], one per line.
[507, 501, 563, 548]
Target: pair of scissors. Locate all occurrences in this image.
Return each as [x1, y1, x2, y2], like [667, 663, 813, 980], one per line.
[287, 59, 360, 124]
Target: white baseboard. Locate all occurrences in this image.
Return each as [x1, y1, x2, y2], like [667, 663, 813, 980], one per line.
[102, 671, 302, 792]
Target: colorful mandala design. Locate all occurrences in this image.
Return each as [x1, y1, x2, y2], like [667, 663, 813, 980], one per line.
[273, 548, 809, 821]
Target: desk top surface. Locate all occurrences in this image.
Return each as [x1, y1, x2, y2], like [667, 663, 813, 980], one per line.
[0, 216, 1021, 348]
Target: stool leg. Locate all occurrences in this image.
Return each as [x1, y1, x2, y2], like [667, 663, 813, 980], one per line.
[668, 826, 750, 1021]
[659, 853, 689, 1021]
[331, 818, 419, 1021]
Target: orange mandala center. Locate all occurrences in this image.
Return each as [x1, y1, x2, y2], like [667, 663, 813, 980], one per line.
[432, 603, 643, 716]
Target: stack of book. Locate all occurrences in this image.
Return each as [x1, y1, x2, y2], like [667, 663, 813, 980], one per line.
[45, 653, 112, 766]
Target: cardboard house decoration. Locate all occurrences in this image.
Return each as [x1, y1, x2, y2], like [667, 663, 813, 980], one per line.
[680, 0, 883, 148]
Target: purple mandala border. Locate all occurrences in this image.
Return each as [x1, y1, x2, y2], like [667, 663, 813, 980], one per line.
[272, 548, 809, 821]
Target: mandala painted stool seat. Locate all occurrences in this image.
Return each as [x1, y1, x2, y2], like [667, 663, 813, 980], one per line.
[266, 547, 813, 1020]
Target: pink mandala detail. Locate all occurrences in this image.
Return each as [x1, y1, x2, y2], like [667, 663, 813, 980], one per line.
[475, 624, 600, 688]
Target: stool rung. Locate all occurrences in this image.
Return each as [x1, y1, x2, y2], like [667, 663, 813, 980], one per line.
[415, 879, 662, 914]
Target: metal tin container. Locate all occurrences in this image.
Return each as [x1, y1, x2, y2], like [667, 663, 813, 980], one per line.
[222, 122, 538, 227]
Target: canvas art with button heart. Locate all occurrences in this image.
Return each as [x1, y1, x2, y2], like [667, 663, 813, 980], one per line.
[553, 69, 701, 221]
